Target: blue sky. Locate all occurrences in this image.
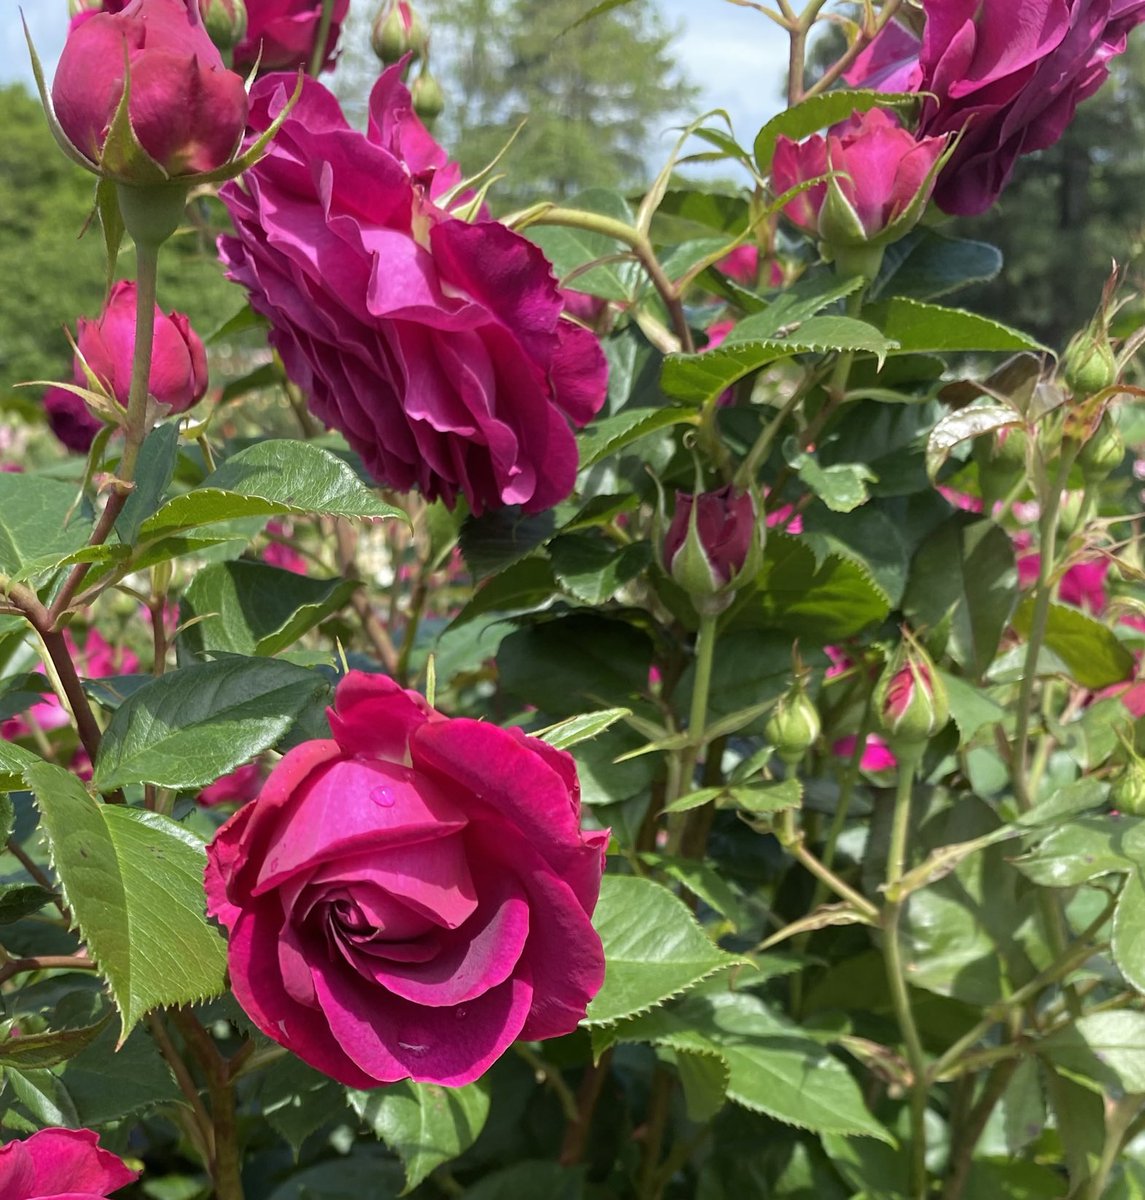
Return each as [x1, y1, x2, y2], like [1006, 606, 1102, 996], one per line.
[4, 2, 789, 155]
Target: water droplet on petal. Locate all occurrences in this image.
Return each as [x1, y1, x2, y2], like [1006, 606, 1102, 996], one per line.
[455, 1007, 468, 1020]
[370, 786, 395, 808]
[397, 1041, 428, 1054]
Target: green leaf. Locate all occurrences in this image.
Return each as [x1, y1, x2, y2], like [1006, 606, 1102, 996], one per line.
[754, 90, 919, 173]
[1012, 598, 1135, 689]
[1042, 1011, 1145, 1094]
[60, 1019, 181, 1125]
[0, 741, 40, 794]
[0, 473, 92, 580]
[940, 672, 1005, 743]
[576, 406, 698, 471]
[790, 452, 877, 513]
[871, 229, 1003, 302]
[1015, 815, 1137, 887]
[138, 440, 404, 539]
[1113, 870, 1145, 994]
[925, 402, 1020, 480]
[460, 1162, 584, 1200]
[351, 1080, 491, 1194]
[608, 990, 891, 1141]
[583, 875, 744, 1025]
[460, 509, 557, 580]
[903, 516, 1017, 677]
[1016, 778, 1109, 828]
[447, 556, 558, 628]
[116, 422, 180, 545]
[6, 1066, 80, 1128]
[867, 298, 1045, 355]
[667, 1046, 729, 1122]
[256, 1055, 350, 1154]
[550, 535, 651, 605]
[0, 1013, 112, 1070]
[27, 761, 227, 1036]
[0, 883, 54, 925]
[661, 318, 897, 407]
[93, 656, 327, 791]
[733, 275, 865, 341]
[179, 560, 358, 658]
[525, 189, 638, 301]
[536, 707, 633, 751]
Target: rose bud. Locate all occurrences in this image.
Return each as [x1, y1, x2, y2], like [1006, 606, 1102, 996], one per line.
[662, 485, 763, 612]
[52, 0, 249, 182]
[1063, 324, 1119, 397]
[1076, 410, 1125, 482]
[200, 0, 248, 52]
[205, 671, 607, 1087]
[371, 0, 428, 65]
[772, 109, 947, 275]
[874, 636, 949, 747]
[0, 1128, 138, 1200]
[765, 681, 821, 766]
[75, 281, 209, 418]
[1112, 757, 1145, 817]
[411, 69, 446, 124]
[43, 384, 104, 455]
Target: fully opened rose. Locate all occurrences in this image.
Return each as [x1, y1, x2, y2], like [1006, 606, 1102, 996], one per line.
[0, 1128, 137, 1200]
[218, 66, 608, 514]
[205, 672, 608, 1087]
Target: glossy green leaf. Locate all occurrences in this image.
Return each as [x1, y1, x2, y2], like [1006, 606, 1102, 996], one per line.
[1043, 1011, 1145, 1093]
[583, 875, 743, 1025]
[550, 534, 651, 604]
[1014, 815, 1138, 887]
[871, 229, 1003, 302]
[257, 1056, 350, 1153]
[668, 1045, 729, 1122]
[179, 560, 358, 658]
[1113, 869, 1145, 993]
[0, 1013, 112, 1070]
[536, 707, 633, 750]
[939, 672, 1006, 743]
[867, 298, 1045, 355]
[525, 189, 638, 301]
[351, 1080, 491, 1194]
[0, 740, 40, 793]
[93, 656, 327, 791]
[0, 473, 92, 580]
[1012, 598, 1135, 689]
[576, 405, 698, 471]
[116, 422, 179, 544]
[27, 761, 227, 1036]
[448, 555, 558, 628]
[138, 440, 403, 538]
[0, 882, 54, 924]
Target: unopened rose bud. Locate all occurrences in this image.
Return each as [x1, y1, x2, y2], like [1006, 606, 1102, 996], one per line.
[1112, 758, 1145, 816]
[52, 0, 249, 182]
[411, 69, 445, 123]
[766, 683, 821, 765]
[1063, 325, 1118, 397]
[200, 0, 247, 51]
[662, 485, 763, 613]
[874, 638, 949, 746]
[1076, 410, 1125, 482]
[75, 280, 208, 416]
[371, 0, 427, 65]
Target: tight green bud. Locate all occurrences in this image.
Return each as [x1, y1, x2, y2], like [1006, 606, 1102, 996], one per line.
[973, 425, 1027, 508]
[766, 684, 821, 765]
[411, 71, 445, 122]
[874, 637, 948, 747]
[1077, 411, 1125, 482]
[1063, 326, 1118, 397]
[372, 1, 429, 66]
[1112, 759, 1145, 816]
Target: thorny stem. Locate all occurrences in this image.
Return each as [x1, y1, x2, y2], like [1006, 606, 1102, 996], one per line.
[47, 485, 131, 627]
[637, 1066, 675, 1200]
[803, 0, 907, 100]
[0, 953, 96, 986]
[941, 1059, 1020, 1200]
[778, 807, 879, 921]
[517, 206, 694, 353]
[116, 238, 161, 484]
[147, 1013, 214, 1167]
[882, 755, 928, 1200]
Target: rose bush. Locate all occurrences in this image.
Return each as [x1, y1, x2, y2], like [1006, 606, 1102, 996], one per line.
[52, 0, 248, 179]
[233, 0, 350, 73]
[205, 671, 608, 1087]
[0, 1128, 137, 1200]
[848, 0, 1145, 214]
[218, 65, 608, 514]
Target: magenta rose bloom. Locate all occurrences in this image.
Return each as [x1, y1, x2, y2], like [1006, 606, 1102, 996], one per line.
[772, 108, 946, 246]
[205, 671, 608, 1087]
[848, 0, 1145, 215]
[233, 0, 350, 73]
[52, 0, 248, 179]
[0, 1128, 138, 1200]
[218, 67, 608, 514]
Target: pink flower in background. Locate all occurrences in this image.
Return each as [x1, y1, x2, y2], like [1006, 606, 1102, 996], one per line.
[53, 0, 248, 178]
[219, 67, 607, 514]
[263, 519, 308, 574]
[832, 733, 898, 772]
[714, 246, 785, 288]
[772, 109, 945, 245]
[200, 760, 266, 807]
[0, 1127, 137, 1199]
[847, 0, 1145, 215]
[234, 0, 350, 73]
[205, 671, 607, 1086]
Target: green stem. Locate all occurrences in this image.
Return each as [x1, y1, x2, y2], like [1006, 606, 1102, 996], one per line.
[883, 757, 928, 1200]
[777, 807, 879, 920]
[116, 237, 161, 484]
[666, 611, 719, 854]
[308, 0, 337, 76]
[803, 0, 906, 99]
[518, 206, 693, 353]
[942, 1059, 1020, 1200]
[1086, 1095, 1145, 1200]
[637, 1066, 675, 1200]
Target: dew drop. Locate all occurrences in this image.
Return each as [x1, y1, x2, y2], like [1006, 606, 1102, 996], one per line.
[397, 1041, 428, 1054]
[370, 786, 395, 808]
[455, 1007, 468, 1020]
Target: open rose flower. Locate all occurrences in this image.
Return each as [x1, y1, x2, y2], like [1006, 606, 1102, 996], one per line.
[219, 66, 607, 513]
[234, 0, 350, 73]
[52, 0, 248, 180]
[0, 1128, 137, 1200]
[205, 671, 608, 1087]
[847, 0, 1145, 215]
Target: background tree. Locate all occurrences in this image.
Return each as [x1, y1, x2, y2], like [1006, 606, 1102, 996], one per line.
[338, 0, 698, 207]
